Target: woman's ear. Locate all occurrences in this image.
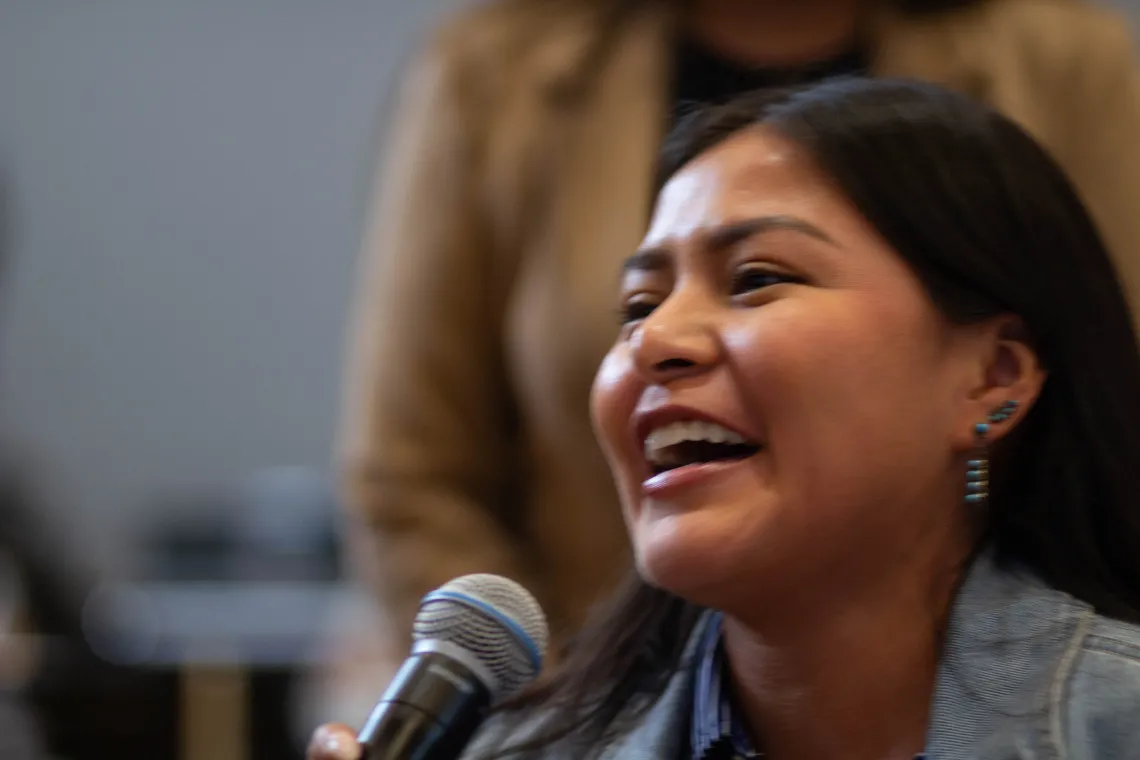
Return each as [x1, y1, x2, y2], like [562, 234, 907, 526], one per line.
[951, 316, 1046, 450]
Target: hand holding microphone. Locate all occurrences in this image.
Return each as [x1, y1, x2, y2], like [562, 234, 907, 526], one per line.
[308, 723, 362, 760]
[308, 574, 549, 760]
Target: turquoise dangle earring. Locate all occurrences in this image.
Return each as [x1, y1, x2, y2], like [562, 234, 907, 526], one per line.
[966, 400, 1018, 505]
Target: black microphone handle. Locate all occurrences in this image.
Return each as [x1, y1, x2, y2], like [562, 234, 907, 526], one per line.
[358, 649, 493, 760]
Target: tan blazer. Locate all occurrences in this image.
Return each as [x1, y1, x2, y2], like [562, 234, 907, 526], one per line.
[339, 0, 1140, 661]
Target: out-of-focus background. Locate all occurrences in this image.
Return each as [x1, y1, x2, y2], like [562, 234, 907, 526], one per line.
[0, 3, 455, 759]
[0, 1, 1137, 759]
[0, 0, 454, 587]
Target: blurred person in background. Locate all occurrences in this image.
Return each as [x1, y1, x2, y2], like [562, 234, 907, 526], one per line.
[328, 0, 1140, 720]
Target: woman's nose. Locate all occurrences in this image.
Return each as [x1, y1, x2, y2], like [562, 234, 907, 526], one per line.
[630, 308, 720, 383]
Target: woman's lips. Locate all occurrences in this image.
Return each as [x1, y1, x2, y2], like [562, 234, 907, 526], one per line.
[641, 449, 762, 497]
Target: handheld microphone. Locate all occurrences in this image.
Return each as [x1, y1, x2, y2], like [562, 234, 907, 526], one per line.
[356, 574, 549, 760]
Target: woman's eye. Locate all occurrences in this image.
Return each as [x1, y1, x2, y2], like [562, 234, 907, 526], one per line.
[618, 299, 658, 325]
[731, 266, 801, 295]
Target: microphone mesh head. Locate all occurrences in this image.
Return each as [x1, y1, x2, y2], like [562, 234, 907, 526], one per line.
[413, 574, 549, 700]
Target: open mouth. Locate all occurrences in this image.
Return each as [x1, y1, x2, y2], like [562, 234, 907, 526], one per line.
[644, 420, 762, 476]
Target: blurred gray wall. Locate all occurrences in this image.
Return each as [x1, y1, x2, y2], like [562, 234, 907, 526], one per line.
[0, 0, 1136, 579]
[0, 0, 458, 577]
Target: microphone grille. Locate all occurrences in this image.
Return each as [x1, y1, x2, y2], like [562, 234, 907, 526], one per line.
[413, 574, 549, 700]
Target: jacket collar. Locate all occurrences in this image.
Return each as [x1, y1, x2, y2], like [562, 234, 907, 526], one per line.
[595, 611, 709, 760]
[596, 551, 1094, 760]
[925, 551, 1095, 759]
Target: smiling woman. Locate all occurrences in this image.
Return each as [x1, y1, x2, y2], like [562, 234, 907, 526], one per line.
[594, 103, 1012, 614]
[309, 77, 1140, 760]
[531, 78, 1140, 759]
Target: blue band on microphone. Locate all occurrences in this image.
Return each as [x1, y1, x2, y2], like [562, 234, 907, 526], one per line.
[421, 589, 544, 672]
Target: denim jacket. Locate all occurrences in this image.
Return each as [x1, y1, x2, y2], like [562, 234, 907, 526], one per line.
[465, 552, 1140, 759]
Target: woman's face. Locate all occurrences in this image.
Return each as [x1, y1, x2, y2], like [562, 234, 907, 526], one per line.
[591, 127, 989, 613]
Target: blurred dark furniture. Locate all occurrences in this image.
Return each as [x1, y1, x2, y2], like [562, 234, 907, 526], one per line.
[3, 465, 341, 760]
[0, 465, 180, 760]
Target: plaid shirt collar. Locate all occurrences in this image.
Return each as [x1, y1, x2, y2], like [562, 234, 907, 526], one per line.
[691, 611, 760, 760]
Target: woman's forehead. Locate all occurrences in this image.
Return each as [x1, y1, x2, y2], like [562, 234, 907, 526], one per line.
[645, 130, 831, 249]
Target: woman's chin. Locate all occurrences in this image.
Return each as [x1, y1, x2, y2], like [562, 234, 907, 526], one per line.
[633, 518, 761, 604]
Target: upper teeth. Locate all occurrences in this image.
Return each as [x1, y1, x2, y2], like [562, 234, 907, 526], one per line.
[644, 420, 747, 462]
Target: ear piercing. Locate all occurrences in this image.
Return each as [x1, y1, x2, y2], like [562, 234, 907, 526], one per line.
[965, 400, 1018, 505]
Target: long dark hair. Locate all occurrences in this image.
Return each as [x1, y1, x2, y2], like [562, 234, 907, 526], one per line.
[492, 78, 1140, 757]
